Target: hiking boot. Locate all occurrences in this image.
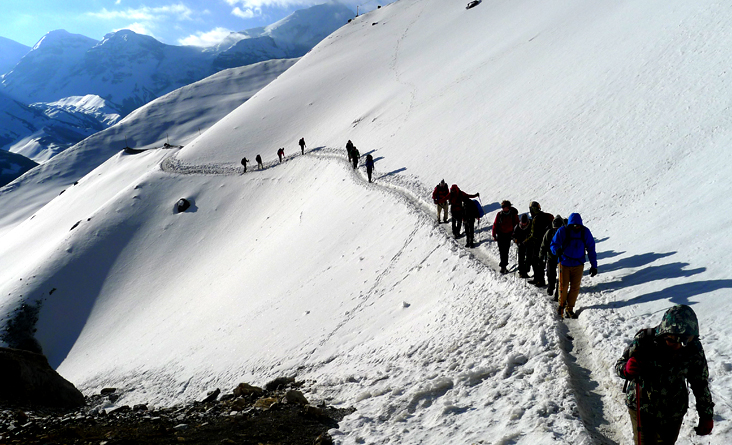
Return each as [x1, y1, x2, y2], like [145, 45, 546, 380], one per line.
[527, 278, 537, 284]
[565, 308, 576, 319]
[534, 280, 546, 288]
[500, 267, 508, 274]
[547, 286, 554, 296]
[518, 272, 530, 279]
[557, 305, 565, 319]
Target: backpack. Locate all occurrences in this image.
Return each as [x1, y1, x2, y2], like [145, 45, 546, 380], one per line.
[472, 199, 484, 219]
[622, 327, 656, 392]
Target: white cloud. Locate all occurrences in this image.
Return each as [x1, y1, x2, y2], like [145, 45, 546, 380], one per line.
[232, 7, 257, 19]
[226, 0, 311, 14]
[88, 3, 195, 22]
[178, 27, 234, 47]
[116, 22, 156, 38]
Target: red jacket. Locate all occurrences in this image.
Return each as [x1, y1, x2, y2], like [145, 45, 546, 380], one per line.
[448, 185, 478, 211]
[492, 207, 519, 238]
[432, 184, 449, 204]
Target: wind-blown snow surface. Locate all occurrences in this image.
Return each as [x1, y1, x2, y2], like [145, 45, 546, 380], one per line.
[1, 0, 732, 443]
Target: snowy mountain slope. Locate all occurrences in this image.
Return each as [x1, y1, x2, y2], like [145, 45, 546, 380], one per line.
[0, 148, 592, 443]
[0, 91, 116, 163]
[1, 30, 98, 103]
[0, 36, 29, 75]
[0, 59, 297, 238]
[2, 2, 352, 112]
[0, 149, 36, 187]
[1, 0, 732, 443]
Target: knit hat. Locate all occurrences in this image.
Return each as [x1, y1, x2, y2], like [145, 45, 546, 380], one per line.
[553, 214, 563, 228]
[501, 200, 512, 208]
[519, 213, 529, 226]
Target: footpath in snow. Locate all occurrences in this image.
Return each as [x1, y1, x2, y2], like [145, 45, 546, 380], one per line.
[161, 146, 627, 444]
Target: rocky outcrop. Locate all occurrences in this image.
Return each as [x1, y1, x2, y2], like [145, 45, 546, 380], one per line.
[0, 347, 85, 409]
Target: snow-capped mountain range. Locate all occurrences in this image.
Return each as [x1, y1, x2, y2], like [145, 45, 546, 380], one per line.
[0, 1, 353, 166]
[2, 0, 731, 444]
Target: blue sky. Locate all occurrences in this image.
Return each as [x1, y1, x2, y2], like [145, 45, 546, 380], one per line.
[1, 0, 365, 48]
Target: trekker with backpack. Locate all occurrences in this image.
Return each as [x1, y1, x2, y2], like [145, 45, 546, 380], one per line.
[299, 137, 306, 155]
[492, 200, 519, 274]
[615, 304, 714, 444]
[365, 154, 375, 182]
[540, 214, 564, 299]
[277, 148, 285, 163]
[549, 212, 597, 319]
[255, 154, 263, 170]
[240, 157, 249, 173]
[513, 213, 531, 277]
[462, 195, 482, 248]
[432, 180, 450, 223]
[448, 185, 479, 239]
[525, 201, 554, 287]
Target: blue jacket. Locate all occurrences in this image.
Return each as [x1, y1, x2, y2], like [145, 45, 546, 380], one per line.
[550, 213, 597, 268]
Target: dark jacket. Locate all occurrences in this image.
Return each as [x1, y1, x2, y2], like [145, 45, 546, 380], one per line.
[448, 185, 478, 213]
[550, 213, 597, 268]
[539, 227, 559, 260]
[527, 210, 554, 246]
[512, 215, 531, 244]
[365, 154, 374, 169]
[615, 305, 713, 422]
[432, 183, 449, 204]
[492, 207, 519, 238]
[462, 196, 480, 220]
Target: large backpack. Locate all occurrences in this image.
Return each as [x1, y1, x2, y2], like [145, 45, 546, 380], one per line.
[472, 199, 484, 219]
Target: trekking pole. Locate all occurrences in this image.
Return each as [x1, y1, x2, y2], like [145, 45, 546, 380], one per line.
[635, 383, 642, 445]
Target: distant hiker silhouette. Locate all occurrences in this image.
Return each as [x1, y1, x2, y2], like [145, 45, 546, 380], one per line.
[525, 201, 553, 288]
[256, 154, 263, 170]
[277, 148, 285, 163]
[346, 140, 354, 163]
[351, 146, 360, 169]
[365, 154, 374, 182]
[492, 200, 519, 274]
[299, 137, 306, 155]
[432, 180, 449, 223]
[240, 157, 249, 173]
[448, 184, 478, 239]
[513, 213, 531, 277]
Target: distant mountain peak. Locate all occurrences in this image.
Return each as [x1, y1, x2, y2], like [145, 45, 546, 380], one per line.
[32, 30, 96, 52]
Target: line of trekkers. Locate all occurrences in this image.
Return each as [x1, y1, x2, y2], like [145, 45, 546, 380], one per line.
[433, 182, 715, 444]
[434, 179, 596, 320]
[239, 143, 714, 443]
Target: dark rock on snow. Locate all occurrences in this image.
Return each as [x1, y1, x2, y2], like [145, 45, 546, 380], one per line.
[0, 347, 85, 409]
[0, 377, 354, 444]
